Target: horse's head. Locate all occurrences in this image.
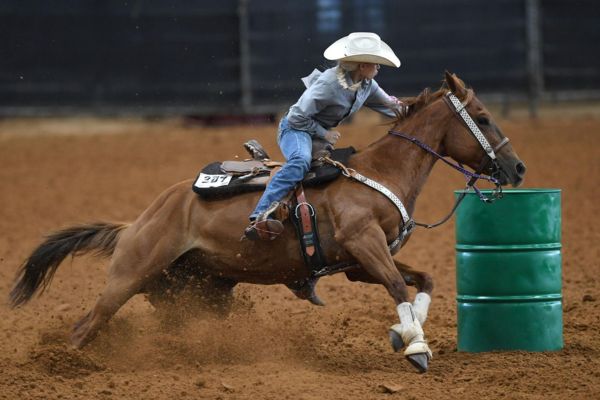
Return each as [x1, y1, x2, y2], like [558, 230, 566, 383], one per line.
[440, 72, 526, 187]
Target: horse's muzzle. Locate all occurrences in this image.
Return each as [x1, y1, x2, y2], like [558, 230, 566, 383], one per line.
[497, 159, 526, 187]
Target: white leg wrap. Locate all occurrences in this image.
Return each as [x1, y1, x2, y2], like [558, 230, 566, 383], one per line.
[396, 302, 417, 328]
[413, 292, 431, 326]
[393, 303, 424, 345]
[390, 302, 432, 360]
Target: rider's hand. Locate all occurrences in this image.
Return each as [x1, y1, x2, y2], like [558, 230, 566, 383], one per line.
[324, 130, 341, 145]
[388, 96, 410, 117]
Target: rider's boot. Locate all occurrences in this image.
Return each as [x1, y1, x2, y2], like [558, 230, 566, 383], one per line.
[244, 202, 284, 241]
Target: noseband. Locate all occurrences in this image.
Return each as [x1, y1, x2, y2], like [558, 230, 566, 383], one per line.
[388, 90, 510, 229]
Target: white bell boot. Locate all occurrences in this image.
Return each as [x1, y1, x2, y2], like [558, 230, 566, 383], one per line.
[389, 302, 432, 368]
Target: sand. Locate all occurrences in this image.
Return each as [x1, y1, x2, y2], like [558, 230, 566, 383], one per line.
[0, 111, 599, 399]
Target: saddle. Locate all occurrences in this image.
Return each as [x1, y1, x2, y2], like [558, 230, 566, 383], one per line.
[192, 139, 355, 199]
[191, 139, 355, 307]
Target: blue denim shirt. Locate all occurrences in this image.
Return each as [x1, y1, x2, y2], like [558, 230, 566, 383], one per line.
[286, 67, 397, 139]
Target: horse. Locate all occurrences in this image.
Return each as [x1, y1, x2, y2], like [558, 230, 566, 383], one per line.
[9, 72, 526, 373]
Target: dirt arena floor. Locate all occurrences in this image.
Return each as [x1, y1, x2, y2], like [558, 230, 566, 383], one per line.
[0, 107, 599, 399]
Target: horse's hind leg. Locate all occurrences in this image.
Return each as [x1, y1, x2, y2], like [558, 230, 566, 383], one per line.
[71, 228, 187, 348]
[71, 271, 143, 348]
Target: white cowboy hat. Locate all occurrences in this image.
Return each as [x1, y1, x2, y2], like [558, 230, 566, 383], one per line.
[324, 32, 400, 68]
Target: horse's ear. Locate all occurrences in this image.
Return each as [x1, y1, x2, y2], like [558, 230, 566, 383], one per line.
[444, 71, 467, 98]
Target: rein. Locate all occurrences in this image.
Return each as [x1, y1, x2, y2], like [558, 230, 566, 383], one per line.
[388, 130, 505, 228]
[323, 89, 511, 254]
[387, 90, 509, 229]
[315, 89, 510, 278]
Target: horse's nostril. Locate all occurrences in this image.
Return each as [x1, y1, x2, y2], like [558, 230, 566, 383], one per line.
[515, 162, 526, 176]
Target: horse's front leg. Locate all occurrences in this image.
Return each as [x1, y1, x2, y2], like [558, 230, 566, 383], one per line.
[394, 260, 433, 326]
[339, 224, 432, 372]
[346, 261, 433, 325]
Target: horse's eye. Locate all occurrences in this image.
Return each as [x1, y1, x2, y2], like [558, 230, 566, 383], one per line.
[477, 116, 490, 126]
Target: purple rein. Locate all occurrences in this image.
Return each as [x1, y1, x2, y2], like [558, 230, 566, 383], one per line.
[388, 130, 501, 204]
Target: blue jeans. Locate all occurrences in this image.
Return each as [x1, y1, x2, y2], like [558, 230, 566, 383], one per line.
[250, 117, 312, 220]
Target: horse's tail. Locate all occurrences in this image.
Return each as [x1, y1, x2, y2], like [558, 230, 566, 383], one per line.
[9, 222, 129, 308]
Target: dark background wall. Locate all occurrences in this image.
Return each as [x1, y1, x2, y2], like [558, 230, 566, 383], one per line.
[1, 0, 599, 116]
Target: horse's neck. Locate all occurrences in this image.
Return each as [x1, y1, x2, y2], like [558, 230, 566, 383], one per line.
[351, 115, 446, 214]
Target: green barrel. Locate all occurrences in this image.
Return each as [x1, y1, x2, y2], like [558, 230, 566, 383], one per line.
[455, 189, 563, 352]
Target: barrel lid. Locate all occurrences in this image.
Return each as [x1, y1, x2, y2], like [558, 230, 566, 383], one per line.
[454, 188, 561, 194]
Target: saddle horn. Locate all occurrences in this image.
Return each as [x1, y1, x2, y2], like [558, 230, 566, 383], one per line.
[244, 139, 271, 160]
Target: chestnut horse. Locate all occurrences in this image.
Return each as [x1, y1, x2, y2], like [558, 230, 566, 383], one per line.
[9, 73, 525, 373]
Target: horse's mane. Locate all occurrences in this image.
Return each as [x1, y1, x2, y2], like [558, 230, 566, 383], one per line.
[393, 76, 469, 122]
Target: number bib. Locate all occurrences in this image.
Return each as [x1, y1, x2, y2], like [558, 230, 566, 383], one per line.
[193, 173, 232, 188]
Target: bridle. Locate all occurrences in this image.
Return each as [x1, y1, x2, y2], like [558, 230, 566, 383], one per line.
[443, 90, 510, 186]
[388, 90, 511, 229]
[321, 88, 512, 256]
[313, 88, 513, 278]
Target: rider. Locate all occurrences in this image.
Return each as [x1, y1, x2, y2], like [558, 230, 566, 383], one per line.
[245, 32, 406, 240]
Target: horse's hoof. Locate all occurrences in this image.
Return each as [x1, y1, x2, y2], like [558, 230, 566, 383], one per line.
[406, 353, 429, 373]
[308, 294, 325, 306]
[70, 334, 85, 349]
[287, 278, 325, 306]
[388, 328, 404, 352]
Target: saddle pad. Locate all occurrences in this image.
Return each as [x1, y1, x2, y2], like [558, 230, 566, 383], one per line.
[192, 146, 356, 199]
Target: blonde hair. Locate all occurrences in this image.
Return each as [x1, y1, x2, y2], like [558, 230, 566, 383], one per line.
[336, 61, 362, 91]
[338, 61, 359, 72]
